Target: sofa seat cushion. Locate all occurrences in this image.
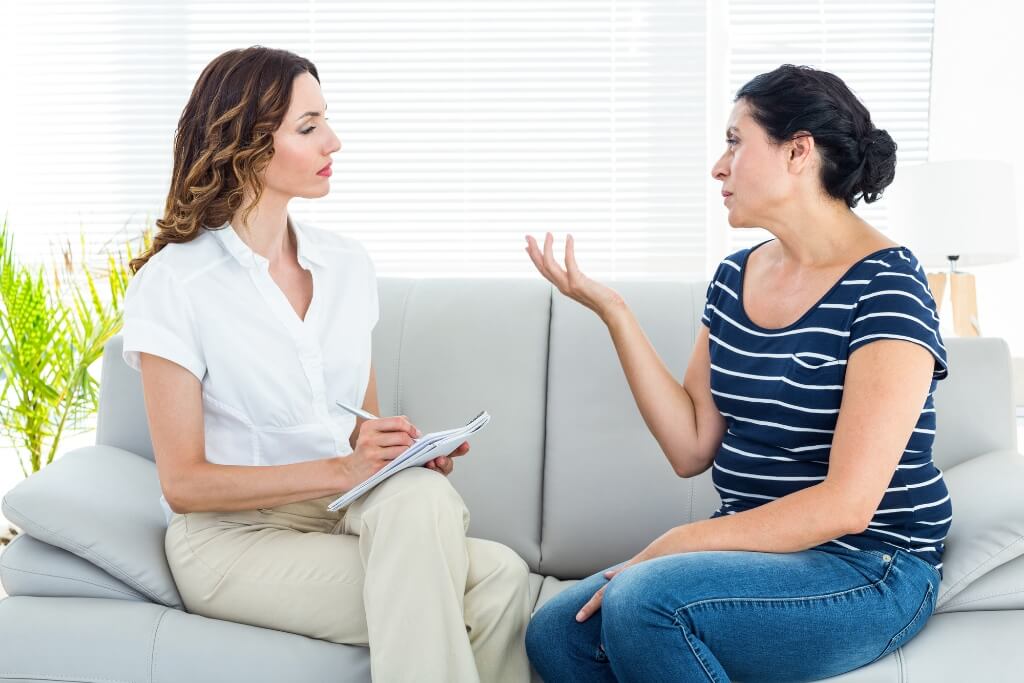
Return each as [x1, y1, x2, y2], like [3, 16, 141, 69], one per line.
[0, 595, 371, 683]
[1, 445, 182, 608]
[0, 533, 147, 602]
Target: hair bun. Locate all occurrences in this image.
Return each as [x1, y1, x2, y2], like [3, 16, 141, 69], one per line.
[858, 127, 897, 204]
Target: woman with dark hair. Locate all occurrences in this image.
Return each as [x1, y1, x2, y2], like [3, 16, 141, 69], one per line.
[524, 64, 950, 681]
[122, 46, 530, 682]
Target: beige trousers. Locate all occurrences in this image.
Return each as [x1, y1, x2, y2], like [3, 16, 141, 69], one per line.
[165, 467, 531, 683]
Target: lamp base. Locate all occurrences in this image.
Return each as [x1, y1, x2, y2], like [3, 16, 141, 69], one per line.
[926, 271, 980, 337]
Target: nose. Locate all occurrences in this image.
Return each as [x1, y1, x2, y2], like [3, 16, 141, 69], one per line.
[324, 122, 341, 155]
[711, 152, 729, 182]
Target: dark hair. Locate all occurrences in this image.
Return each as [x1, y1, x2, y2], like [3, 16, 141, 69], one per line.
[735, 64, 896, 208]
[131, 46, 319, 273]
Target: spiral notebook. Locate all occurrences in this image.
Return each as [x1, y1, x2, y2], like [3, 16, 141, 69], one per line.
[327, 410, 491, 511]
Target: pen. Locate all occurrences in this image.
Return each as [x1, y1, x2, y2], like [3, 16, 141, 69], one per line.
[335, 400, 379, 421]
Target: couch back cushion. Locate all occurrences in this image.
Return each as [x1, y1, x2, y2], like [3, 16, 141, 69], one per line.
[373, 279, 550, 570]
[97, 335, 155, 461]
[931, 337, 1017, 469]
[540, 282, 718, 578]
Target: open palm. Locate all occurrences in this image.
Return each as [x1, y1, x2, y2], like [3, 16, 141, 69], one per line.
[524, 232, 624, 318]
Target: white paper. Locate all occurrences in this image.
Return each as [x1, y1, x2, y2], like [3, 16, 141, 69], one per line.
[327, 411, 490, 511]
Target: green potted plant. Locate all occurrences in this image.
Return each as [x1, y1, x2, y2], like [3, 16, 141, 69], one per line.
[0, 218, 150, 544]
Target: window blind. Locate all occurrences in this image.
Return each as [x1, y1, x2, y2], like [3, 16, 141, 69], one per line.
[1, 0, 709, 279]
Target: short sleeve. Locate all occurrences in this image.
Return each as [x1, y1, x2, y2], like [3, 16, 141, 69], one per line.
[702, 260, 729, 328]
[848, 266, 948, 380]
[121, 260, 206, 381]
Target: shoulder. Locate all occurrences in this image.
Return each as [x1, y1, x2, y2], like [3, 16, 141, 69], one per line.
[139, 230, 224, 285]
[298, 221, 374, 268]
[703, 246, 752, 316]
[857, 246, 932, 298]
[718, 246, 752, 276]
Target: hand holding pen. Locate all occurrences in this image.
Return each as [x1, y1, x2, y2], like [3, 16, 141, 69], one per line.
[335, 401, 469, 478]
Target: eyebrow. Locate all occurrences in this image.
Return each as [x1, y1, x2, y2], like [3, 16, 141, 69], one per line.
[726, 126, 740, 136]
[296, 106, 328, 121]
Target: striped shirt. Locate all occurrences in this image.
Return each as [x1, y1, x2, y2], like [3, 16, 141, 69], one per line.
[701, 240, 951, 574]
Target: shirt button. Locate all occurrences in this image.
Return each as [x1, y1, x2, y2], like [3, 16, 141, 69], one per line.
[882, 554, 892, 563]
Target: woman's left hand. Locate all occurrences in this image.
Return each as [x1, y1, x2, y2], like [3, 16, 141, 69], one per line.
[425, 441, 470, 476]
[576, 526, 690, 622]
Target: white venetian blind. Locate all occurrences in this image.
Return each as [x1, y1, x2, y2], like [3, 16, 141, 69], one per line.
[722, 0, 936, 253]
[1, 0, 709, 279]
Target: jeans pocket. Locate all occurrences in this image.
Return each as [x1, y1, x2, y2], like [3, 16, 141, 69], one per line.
[875, 581, 935, 661]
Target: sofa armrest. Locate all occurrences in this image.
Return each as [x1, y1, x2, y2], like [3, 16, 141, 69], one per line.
[1, 445, 182, 608]
[937, 450, 1024, 608]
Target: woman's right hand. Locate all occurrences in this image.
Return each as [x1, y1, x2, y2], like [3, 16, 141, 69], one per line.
[343, 416, 422, 488]
[525, 232, 625, 321]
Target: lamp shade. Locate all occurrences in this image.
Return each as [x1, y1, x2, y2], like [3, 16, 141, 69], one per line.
[887, 160, 1019, 268]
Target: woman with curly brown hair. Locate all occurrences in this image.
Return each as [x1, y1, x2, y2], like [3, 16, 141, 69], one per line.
[121, 46, 530, 682]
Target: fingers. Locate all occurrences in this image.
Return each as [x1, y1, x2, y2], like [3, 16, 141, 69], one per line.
[525, 233, 572, 292]
[372, 431, 416, 449]
[565, 233, 582, 281]
[541, 232, 570, 291]
[525, 235, 546, 274]
[426, 456, 454, 476]
[576, 585, 605, 622]
[375, 445, 408, 462]
[365, 416, 421, 439]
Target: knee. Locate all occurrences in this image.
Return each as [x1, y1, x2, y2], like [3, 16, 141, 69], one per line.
[494, 544, 530, 597]
[601, 563, 664, 637]
[526, 601, 570, 670]
[524, 611, 548, 666]
[371, 467, 467, 516]
[471, 542, 530, 617]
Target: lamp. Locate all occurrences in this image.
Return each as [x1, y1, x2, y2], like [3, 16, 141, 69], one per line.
[887, 160, 1019, 336]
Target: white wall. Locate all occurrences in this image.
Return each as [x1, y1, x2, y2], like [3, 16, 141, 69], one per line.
[928, 0, 1024, 355]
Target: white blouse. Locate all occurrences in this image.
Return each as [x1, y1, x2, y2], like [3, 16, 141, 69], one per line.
[121, 219, 378, 520]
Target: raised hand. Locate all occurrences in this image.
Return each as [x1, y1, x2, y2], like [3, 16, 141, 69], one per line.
[525, 232, 624, 320]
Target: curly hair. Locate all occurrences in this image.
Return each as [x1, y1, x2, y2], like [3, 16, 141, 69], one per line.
[130, 46, 319, 273]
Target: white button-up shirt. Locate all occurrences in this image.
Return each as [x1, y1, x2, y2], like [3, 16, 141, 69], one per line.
[121, 219, 378, 520]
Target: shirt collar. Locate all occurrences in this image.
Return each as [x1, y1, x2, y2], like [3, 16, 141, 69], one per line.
[209, 218, 327, 269]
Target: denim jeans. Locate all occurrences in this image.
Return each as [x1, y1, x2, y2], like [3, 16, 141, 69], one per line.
[526, 545, 941, 682]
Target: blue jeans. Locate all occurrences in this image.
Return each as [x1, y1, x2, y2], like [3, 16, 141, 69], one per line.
[526, 546, 941, 682]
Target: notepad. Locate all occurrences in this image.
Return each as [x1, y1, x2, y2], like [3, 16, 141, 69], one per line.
[327, 410, 491, 511]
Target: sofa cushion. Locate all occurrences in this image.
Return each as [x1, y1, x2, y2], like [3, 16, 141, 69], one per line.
[894, 610, 1024, 681]
[373, 279, 550, 570]
[937, 553, 1024, 613]
[931, 338, 1017, 470]
[0, 595, 371, 683]
[1, 445, 182, 608]
[936, 450, 1024, 608]
[540, 282, 717, 578]
[0, 533, 146, 602]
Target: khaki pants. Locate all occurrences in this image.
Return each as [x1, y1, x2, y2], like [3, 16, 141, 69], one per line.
[165, 467, 531, 683]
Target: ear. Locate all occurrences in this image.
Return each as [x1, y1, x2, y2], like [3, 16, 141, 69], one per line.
[787, 132, 815, 173]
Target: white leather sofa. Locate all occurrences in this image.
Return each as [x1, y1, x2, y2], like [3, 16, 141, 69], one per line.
[1, 279, 1022, 682]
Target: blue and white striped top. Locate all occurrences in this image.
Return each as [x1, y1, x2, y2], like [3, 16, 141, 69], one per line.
[702, 240, 952, 574]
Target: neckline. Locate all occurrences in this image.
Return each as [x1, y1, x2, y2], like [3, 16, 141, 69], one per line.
[209, 217, 325, 270]
[736, 239, 905, 333]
